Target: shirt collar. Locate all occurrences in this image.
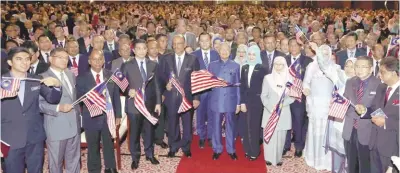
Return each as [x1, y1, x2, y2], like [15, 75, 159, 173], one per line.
[31, 60, 40, 67]
[49, 67, 64, 79]
[107, 40, 115, 45]
[266, 50, 275, 55]
[90, 68, 103, 77]
[175, 52, 185, 58]
[135, 57, 146, 64]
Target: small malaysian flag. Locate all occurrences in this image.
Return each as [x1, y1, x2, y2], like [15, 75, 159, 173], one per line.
[82, 97, 103, 117]
[191, 70, 240, 94]
[264, 88, 287, 144]
[351, 12, 363, 23]
[391, 36, 400, 46]
[134, 89, 158, 125]
[294, 25, 305, 43]
[328, 86, 351, 120]
[86, 82, 108, 110]
[104, 89, 116, 138]
[1, 140, 10, 158]
[110, 68, 129, 92]
[1, 78, 20, 99]
[286, 81, 302, 102]
[288, 59, 303, 102]
[169, 73, 193, 113]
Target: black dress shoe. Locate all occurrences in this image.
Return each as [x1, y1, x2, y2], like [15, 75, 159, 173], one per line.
[277, 162, 283, 166]
[156, 141, 168, 149]
[294, 150, 302, 157]
[131, 160, 139, 170]
[244, 153, 249, 158]
[167, 151, 176, 158]
[282, 149, 289, 156]
[105, 168, 118, 173]
[199, 139, 205, 149]
[228, 153, 238, 160]
[207, 139, 212, 147]
[266, 161, 272, 166]
[146, 157, 160, 165]
[212, 153, 221, 160]
[183, 150, 192, 158]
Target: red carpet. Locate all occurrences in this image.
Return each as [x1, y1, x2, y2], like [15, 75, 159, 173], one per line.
[176, 135, 268, 173]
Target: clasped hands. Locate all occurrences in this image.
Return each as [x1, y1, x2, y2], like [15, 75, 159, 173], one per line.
[41, 77, 61, 87]
[355, 104, 385, 127]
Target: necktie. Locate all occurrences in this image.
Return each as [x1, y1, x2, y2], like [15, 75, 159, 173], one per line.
[368, 50, 372, 57]
[354, 81, 365, 129]
[204, 52, 209, 68]
[350, 51, 355, 58]
[384, 87, 392, 106]
[30, 66, 34, 74]
[268, 54, 272, 70]
[45, 53, 50, 62]
[60, 72, 71, 95]
[72, 57, 78, 67]
[140, 61, 147, 81]
[375, 61, 380, 77]
[177, 56, 182, 76]
[95, 74, 101, 84]
[59, 42, 63, 48]
[109, 44, 113, 51]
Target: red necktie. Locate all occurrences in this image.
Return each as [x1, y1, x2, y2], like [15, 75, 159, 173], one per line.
[384, 87, 392, 106]
[368, 50, 372, 57]
[95, 74, 101, 84]
[72, 57, 78, 68]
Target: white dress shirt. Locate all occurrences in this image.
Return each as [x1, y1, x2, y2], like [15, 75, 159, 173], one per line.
[291, 54, 301, 65]
[148, 56, 158, 63]
[107, 41, 115, 51]
[175, 53, 185, 71]
[202, 49, 211, 63]
[30, 60, 40, 74]
[248, 65, 255, 87]
[40, 50, 51, 63]
[347, 48, 357, 58]
[57, 39, 66, 47]
[372, 58, 382, 76]
[388, 80, 400, 99]
[69, 54, 80, 66]
[135, 58, 147, 74]
[91, 69, 104, 83]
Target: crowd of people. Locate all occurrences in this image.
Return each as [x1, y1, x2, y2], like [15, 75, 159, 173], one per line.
[1, 1, 399, 173]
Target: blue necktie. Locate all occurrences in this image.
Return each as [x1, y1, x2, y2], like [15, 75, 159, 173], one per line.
[204, 52, 209, 68]
[140, 61, 147, 81]
[177, 56, 182, 76]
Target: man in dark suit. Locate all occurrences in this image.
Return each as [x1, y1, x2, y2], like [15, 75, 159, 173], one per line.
[283, 38, 313, 157]
[2, 47, 62, 173]
[65, 39, 90, 76]
[121, 39, 161, 170]
[51, 25, 67, 48]
[191, 32, 220, 148]
[109, 34, 134, 60]
[357, 57, 399, 173]
[261, 34, 285, 74]
[21, 40, 49, 75]
[336, 32, 367, 69]
[342, 56, 381, 173]
[77, 24, 92, 55]
[76, 50, 121, 173]
[86, 35, 113, 70]
[225, 28, 237, 57]
[103, 29, 119, 53]
[158, 35, 200, 158]
[37, 34, 53, 63]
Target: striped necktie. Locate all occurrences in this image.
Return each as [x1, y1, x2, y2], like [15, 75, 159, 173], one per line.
[354, 81, 365, 129]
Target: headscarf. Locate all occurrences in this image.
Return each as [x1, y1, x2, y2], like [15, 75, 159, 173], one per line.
[212, 36, 223, 49]
[266, 56, 289, 95]
[234, 44, 248, 65]
[246, 45, 262, 66]
[311, 44, 334, 76]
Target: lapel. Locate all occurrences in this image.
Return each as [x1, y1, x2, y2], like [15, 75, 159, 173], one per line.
[145, 59, 154, 81]
[132, 58, 144, 85]
[242, 65, 249, 88]
[65, 71, 75, 100]
[178, 54, 190, 78]
[351, 78, 359, 103]
[22, 75, 35, 111]
[386, 86, 400, 107]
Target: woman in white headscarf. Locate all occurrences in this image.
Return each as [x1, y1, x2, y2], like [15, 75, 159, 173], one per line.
[261, 56, 294, 166]
[310, 42, 356, 173]
[303, 44, 336, 171]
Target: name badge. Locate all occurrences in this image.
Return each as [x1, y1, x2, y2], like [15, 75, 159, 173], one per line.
[31, 86, 40, 91]
[370, 91, 376, 95]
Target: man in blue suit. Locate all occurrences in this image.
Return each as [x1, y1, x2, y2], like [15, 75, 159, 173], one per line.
[158, 35, 200, 158]
[76, 49, 121, 173]
[208, 42, 241, 160]
[66, 40, 90, 76]
[2, 47, 62, 173]
[191, 32, 220, 148]
[336, 32, 367, 69]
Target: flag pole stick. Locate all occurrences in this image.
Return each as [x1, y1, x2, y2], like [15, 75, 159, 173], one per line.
[71, 74, 114, 107]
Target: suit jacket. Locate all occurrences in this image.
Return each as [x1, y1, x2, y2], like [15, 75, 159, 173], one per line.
[208, 59, 240, 113]
[336, 48, 367, 69]
[77, 37, 89, 55]
[342, 76, 381, 145]
[168, 32, 198, 50]
[76, 69, 121, 131]
[261, 50, 285, 74]
[111, 57, 133, 72]
[191, 49, 220, 70]
[67, 54, 90, 76]
[121, 58, 161, 115]
[39, 69, 81, 141]
[361, 83, 399, 157]
[240, 64, 267, 113]
[230, 42, 238, 58]
[158, 52, 200, 107]
[38, 51, 51, 64]
[33, 61, 49, 75]
[52, 38, 66, 48]
[1, 72, 62, 149]
[103, 42, 119, 53]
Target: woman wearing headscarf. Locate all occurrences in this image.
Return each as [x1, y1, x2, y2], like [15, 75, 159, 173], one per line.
[234, 44, 248, 77]
[261, 56, 294, 166]
[303, 44, 336, 171]
[310, 42, 356, 173]
[212, 37, 224, 52]
[240, 45, 267, 161]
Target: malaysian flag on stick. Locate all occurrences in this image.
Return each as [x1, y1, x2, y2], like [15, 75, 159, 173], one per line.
[134, 89, 158, 125]
[82, 98, 103, 117]
[169, 73, 193, 113]
[191, 70, 240, 94]
[288, 59, 303, 102]
[264, 88, 287, 144]
[294, 25, 309, 43]
[1, 140, 10, 158]
[328, 86, 351, 120]
[386, 36, 400, 57]
[110, 68, 129, 92]
[1, 78, 20, 99]
[351, 12, 363, 23]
